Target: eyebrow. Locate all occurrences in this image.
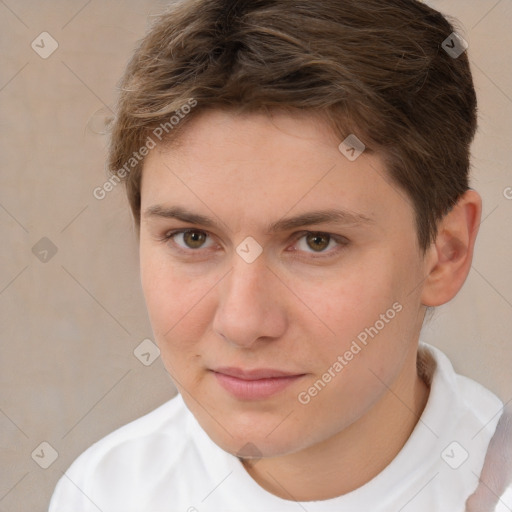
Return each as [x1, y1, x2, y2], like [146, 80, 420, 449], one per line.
[143, 205, 374, 232]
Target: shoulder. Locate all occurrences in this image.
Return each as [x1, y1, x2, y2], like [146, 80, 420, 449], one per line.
[418, 342, 502, 428]
[465, 405, 512, 512]
[70, 392, 189, 468]
[419, 343, 512, 511]
[49, 393, 191, 511]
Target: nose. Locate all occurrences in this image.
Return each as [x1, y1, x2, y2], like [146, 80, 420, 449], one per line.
[212, 256, 288, 348]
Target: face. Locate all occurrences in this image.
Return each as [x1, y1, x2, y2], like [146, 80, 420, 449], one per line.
[139, 109, 428, 458]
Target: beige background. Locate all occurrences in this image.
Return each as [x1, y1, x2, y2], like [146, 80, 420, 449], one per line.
[0, 1, 511, 511]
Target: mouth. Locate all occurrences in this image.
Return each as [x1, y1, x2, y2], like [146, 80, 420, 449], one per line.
[210, 367, 307, 400]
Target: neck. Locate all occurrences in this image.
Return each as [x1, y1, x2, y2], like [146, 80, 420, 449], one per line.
[242, 351, 430, 501]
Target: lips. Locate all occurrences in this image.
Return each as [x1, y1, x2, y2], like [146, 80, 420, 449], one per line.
[213, 367, 303, 380]
[211, 367, 306, 400]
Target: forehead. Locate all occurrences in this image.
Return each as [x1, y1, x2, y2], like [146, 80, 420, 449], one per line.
[140, 109, 415, 238]
[151, 109, 344, 177]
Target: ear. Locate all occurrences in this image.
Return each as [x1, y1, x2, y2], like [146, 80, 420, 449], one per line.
[421, 190, 482, 307]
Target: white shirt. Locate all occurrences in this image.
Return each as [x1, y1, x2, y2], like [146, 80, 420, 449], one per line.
[49, 343, 511, 512]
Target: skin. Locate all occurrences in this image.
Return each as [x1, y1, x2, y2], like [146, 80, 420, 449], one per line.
[138, 109, 481, 501]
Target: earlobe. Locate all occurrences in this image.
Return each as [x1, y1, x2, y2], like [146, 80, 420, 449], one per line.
[420, 190, 482, 307]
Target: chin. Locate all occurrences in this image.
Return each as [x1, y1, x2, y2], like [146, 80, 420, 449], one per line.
[179, 384, 316, 457]
[221, 432, 303, 459]
[198, 412, 307, 459]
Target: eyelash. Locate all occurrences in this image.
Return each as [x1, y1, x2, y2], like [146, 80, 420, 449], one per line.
[157, 229, 349, 259]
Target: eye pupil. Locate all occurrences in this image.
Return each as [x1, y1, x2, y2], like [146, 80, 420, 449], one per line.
[184, 231, 206, 248]
[306, 233, 330, 252]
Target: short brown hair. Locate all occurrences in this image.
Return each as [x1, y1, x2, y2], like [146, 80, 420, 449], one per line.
[107, 0, 477, 251]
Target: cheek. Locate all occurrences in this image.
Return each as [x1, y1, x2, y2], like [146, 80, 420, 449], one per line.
[288, 257, 399, 340]
[139, 248, 222, 364]
[296, 303, 413, 435]
[140, 249, 195, 339]
[292, 254, 413, 379]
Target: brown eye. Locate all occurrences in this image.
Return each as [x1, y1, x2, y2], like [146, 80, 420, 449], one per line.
[183, 230, 208, 249]
[305, 233, 331, 252]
